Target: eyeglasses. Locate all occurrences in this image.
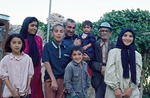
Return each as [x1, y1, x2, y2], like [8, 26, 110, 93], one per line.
[99, 30, 110, 33]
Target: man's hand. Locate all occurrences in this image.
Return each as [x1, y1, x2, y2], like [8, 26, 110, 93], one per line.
[101, 66, 106, 75]
[74, 38, 81, 46]
[83, 53, 90, 62]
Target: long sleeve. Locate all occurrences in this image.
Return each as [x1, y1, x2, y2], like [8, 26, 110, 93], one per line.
[0, 57, 9, 80]
[130, 51, 142, 89]
[104, 49, 120, 90]
[64, 65, 76, 97]
[28, 57, 34, 78]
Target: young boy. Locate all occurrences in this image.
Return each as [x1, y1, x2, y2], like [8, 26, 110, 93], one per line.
[78, 20, 96, 98]
[64, 46, 90, 98]
[42, 24, 71, 98]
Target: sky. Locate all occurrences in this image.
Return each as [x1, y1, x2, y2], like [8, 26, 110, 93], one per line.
[1, 0, 150, 25]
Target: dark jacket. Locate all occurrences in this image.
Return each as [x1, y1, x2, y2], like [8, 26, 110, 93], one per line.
[89, 39, 115, 89]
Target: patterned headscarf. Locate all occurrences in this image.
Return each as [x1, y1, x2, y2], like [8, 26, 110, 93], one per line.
[116, 28, 136, 84]
[20, 17, 39, 67]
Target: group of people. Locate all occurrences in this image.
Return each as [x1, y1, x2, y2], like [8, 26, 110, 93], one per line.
[0, 16, 142, 98]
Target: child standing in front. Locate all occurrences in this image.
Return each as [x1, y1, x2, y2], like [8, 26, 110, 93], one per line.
[78, 20, 96, 98]
[0, 34, 34, 98]
[64, 46, 90, 98]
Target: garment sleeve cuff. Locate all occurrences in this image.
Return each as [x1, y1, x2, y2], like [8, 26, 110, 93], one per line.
[130, 83, 138, 90]
[70, 91, 76, 98]
[109, 84, 119, 90]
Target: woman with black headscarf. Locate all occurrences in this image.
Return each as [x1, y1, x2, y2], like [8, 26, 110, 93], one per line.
[20, 17, 44, 98]
[104, 28, 142, 98]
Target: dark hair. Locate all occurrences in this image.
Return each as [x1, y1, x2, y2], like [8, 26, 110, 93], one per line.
[63, 18, 76, 28]
[20, 17, 39, 39]
[29, 17, 38, 27]
[52, 24, 64, 31]
[82, 20, 93, 28]
[4, 33, 25, 52]
[70, 46, 84, 56]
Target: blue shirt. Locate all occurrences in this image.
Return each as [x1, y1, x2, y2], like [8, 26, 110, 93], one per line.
[78, 33, 96, 59]
[64, 61, 90, 98]
[42, 40, 71, 81]
[63, 34, 78, 47]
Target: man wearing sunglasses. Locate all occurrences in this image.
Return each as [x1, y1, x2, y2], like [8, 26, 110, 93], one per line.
[90, 22, 116, 98]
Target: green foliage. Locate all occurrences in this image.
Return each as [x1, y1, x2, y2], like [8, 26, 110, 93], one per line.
[75, 8, 150, 95]
[98, 8, 150, 95]
[38, 21, 47, 41]
[39, 9, 150, 95]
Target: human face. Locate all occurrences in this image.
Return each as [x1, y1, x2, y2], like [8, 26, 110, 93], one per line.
[71, 50, 83, 64]
[83, 25, 92, 34]
[65, 21, 76, 37]
[10, 37, 22, 54]
[122, 31, 134, 46]
[52, 26, 64, 44]
[28, 21, 38, 35]
[98, 27, 111, 40]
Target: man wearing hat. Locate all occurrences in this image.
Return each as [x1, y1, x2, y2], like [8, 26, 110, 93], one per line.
[89, 22, 116, 98]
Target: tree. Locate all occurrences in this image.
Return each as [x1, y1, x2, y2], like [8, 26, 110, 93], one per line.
[39, 9, 150, 97]
[76, 8, 150, 97]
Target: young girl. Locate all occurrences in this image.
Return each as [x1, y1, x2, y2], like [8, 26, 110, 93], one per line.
[0, 34, 34, 98]
[64, 46, 90, 98]
[104, 28, 142, 98]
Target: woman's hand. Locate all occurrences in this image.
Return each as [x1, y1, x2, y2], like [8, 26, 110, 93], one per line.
[114, 88, 123, 98]
[122, 87, 132, 98]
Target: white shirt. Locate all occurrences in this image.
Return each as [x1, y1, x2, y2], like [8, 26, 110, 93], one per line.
[0, 52, 34, 97]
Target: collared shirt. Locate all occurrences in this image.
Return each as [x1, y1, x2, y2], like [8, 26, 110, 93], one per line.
[63, 34, 78, 47]
[64, 61, 90, 98]
[42, 40, 71, 81]
[100, 40, 109, 64]
[0, 52, 34, 97]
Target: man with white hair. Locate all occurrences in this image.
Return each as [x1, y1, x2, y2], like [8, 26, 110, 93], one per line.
[90, 22, 116, 98]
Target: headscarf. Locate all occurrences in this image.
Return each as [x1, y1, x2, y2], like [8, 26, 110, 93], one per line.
[20, 17, 39, 67]
[116, 28, 136, 84]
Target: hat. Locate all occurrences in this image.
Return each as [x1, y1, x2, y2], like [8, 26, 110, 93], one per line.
[99, 22, 112, 31]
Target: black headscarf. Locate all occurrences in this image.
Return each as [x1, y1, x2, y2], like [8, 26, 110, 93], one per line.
[116, 28, 136, 84]
[20, 17, 39, 67]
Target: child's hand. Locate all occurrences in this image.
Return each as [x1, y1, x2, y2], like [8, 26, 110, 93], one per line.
[83, 46, 87, 50]
[23, 88, 29, 97]
[11, 89, 20, 98]
[51, 79, 58, 91]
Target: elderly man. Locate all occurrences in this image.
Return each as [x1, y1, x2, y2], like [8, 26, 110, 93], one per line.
[90, 22, 116, 98]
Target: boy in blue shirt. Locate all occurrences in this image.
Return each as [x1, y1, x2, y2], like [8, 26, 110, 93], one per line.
[42, 24, 70, 98]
